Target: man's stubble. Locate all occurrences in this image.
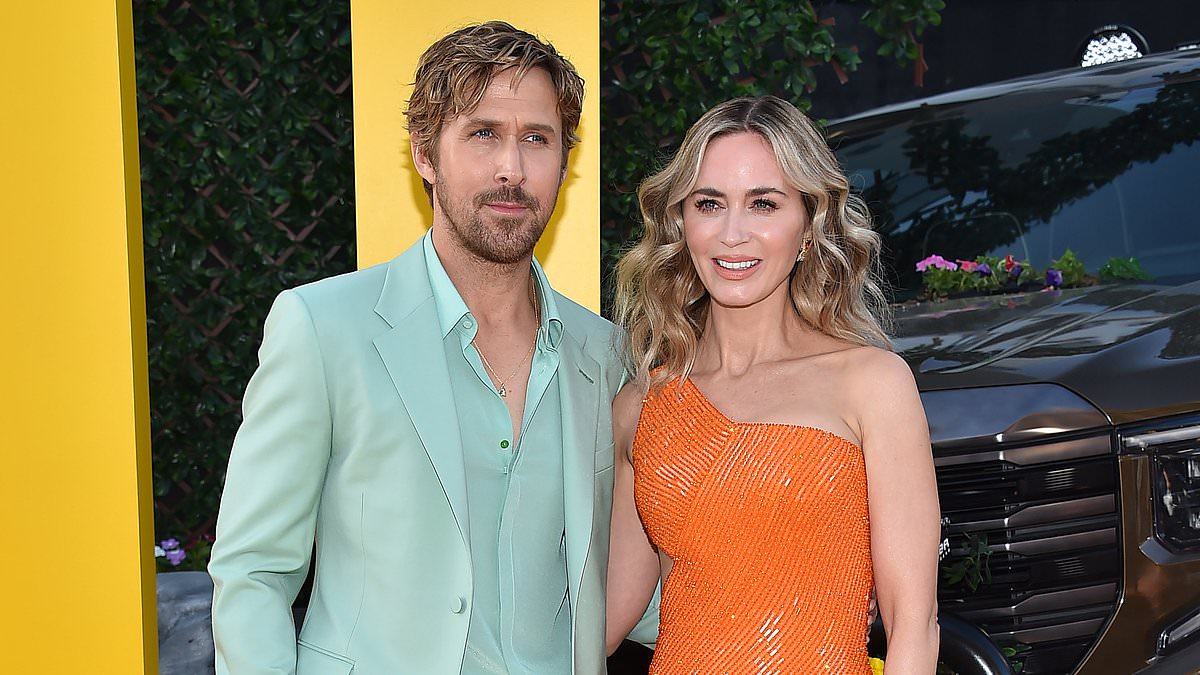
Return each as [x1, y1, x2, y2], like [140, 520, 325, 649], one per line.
[435, 173, 560, 265]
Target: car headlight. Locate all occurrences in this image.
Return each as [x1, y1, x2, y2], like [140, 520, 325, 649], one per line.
[1124, 424, 1200, 552]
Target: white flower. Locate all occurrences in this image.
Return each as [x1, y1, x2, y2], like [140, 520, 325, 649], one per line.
[154, 545, 166, 558]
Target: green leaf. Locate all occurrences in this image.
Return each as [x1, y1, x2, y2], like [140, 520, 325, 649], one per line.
[135, 0, 356, 548]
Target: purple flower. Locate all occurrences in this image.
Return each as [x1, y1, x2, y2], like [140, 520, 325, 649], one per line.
[1009, 264, 1023, 279]
[165, 548, 187, 566]
[160, 538, 181, 551]
[976, 263, 992, 276]
[916, 254, 958, 272]
[1046, 269, 1063, 288]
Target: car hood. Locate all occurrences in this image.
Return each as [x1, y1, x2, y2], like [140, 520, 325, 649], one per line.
[894, 280, 1200, 424]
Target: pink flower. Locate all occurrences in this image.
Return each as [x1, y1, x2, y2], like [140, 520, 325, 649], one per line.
[957, 260, 978, 273]
[916, 254, 958, 272]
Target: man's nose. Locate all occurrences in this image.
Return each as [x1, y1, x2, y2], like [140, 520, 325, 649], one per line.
[494, 138, 526, 186]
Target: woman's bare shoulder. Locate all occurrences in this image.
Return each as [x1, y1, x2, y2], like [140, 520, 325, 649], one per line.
[839, 346, 929, 454]
[836, 345, 914, 388]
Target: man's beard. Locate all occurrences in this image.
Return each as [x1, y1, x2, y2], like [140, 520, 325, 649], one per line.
[436, 175, 555, 265]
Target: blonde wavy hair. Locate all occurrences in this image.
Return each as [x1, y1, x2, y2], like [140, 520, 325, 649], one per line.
[614, 96, 892, 389]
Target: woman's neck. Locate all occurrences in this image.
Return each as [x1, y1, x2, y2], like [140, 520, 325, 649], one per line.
[695, 289, 812, 377]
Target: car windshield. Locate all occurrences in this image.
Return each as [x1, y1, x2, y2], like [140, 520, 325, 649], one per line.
[833, 74, 1200, 301]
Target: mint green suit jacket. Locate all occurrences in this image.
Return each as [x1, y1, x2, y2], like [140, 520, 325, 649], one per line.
[208, 239, 626, 674]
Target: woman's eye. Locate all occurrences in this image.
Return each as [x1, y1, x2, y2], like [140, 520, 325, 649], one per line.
[694, 198, 721, 213]
[751, 198, 778, 212]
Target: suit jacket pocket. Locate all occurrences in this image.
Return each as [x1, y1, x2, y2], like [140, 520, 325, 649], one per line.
[297, 640, 355, 675]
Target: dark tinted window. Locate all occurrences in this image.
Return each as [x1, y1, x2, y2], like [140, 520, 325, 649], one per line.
[833, 76, 1200, 301]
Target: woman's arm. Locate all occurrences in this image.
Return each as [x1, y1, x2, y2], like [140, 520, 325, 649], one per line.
[857, 350, 941, 673]
[606, 382, 661, 655]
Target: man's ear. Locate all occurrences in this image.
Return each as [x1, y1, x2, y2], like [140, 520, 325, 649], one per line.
[411, 134, 437, 184]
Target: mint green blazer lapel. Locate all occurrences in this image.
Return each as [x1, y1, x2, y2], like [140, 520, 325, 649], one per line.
[558, 332, 602, 614]
[370, 245, 470, 551]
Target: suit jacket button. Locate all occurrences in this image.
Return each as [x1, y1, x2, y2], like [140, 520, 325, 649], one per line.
[451, 596, 466, 614]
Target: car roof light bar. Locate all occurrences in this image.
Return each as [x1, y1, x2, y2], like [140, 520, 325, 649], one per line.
[1078, 25, 1149, 67]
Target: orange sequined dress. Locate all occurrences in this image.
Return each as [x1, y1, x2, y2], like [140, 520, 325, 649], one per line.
[633, 377, 874, 675]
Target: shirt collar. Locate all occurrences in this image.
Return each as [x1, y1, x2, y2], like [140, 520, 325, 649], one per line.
[423, 231, 564, 350]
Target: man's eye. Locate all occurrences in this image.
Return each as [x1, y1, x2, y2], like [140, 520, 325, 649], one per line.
[471, 129, 496, 139]
[751, 198, 778, 212]
[526, 133, 548, 144]
[694, 198, 722, 213]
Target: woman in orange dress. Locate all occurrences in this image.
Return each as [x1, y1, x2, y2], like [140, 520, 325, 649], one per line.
[605, 96, 941, 674]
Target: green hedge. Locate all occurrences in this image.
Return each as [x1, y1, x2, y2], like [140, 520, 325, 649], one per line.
[135, 0, 355, 568]
[599, 0, 943, 312]
[135, 1, 942, 569]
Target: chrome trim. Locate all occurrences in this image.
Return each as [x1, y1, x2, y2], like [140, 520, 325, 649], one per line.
[1124, 424, 1200, 450]
[936, 434, 1112, 468]
[999, 617, 1107, 643]
[1139, 536, 1200, 565]
[945, 495, 1115, 531]
[958, 583, 1118, 621]
[993, 528, 1116, 556]
[1160, 607, 1200, 653]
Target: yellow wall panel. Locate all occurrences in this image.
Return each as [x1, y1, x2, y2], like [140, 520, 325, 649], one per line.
[350, 1, 601, 310]
[0, 3, 156, 671]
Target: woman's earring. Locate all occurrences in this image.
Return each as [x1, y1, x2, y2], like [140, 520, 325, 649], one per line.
[797, 236, 812, 263]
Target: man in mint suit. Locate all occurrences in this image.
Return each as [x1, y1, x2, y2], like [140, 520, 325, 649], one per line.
[209, 21, 653, 674]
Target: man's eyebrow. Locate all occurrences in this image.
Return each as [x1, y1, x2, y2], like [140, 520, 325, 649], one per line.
[464, 117, 559, 137]
[523, 122, 558, 136]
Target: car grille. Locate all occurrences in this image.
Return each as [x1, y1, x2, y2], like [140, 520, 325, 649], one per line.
[936, 432, 1121, 674]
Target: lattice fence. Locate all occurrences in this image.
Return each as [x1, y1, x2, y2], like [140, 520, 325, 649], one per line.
[134, 0, 355, 567]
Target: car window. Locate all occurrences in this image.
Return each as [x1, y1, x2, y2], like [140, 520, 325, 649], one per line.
[834, 78, 1200, 300]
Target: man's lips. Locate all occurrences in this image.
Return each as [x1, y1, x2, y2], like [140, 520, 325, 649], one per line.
[484, 202, 529, 215]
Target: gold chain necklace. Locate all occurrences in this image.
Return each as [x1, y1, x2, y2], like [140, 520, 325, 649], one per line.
[473, 289, 540, 399]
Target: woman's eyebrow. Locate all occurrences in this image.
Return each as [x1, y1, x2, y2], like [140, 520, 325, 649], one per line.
[690, 186, 788, 198]
[746, 186, 787, 197]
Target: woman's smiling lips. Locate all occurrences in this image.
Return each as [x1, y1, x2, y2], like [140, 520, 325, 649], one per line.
[711, 256, 762, 280]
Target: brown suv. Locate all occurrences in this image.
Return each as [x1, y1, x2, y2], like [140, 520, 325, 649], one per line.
[829, 50, 1200, 674]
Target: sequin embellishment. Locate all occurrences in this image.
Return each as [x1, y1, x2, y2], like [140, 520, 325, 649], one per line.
[633, 378, 874, 674]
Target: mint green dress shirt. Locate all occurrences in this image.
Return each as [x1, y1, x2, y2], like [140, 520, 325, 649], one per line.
[424, 235, 571, 675]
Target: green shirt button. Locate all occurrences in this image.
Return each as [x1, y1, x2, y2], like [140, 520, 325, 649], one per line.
[500, 439, 510, 449]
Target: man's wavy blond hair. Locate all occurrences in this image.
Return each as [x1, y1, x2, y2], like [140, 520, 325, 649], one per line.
[405, 21, 585, 202]
[615, 96, 892, 389]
